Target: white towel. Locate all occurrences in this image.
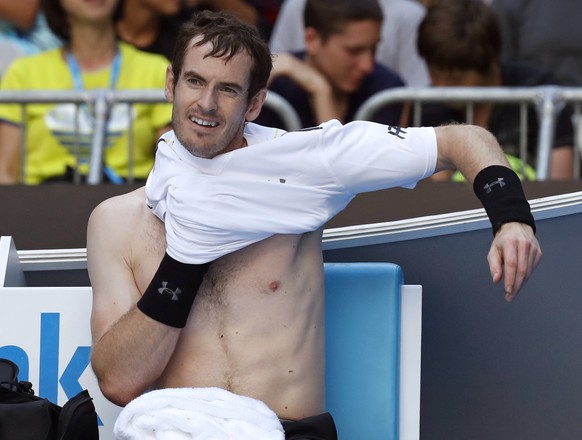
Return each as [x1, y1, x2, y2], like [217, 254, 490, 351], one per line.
[113, 387, 285, 440]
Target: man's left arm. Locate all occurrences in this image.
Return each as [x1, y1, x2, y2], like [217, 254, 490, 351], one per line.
[434, 124, 542, 302]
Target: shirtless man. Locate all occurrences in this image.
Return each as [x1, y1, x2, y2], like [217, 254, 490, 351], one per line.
[88, 10, 542, 439]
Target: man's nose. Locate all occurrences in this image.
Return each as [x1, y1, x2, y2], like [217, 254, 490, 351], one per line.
[358, 52, 375, 74]
[198, 86, 218, 111]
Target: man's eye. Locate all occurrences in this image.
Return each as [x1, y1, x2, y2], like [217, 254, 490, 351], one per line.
[188, 78, 203, 86]
[220, 87, 238, 96]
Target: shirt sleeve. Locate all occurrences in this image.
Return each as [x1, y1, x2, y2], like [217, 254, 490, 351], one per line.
[0, 59, 27, 125]
[318, 120, 437, 194]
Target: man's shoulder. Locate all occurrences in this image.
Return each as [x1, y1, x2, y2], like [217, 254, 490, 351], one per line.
[244, 122, 287, 143]
[98, 186, 145, 207]
[87, 186, 163, 260]
[89, 187, 148, 229]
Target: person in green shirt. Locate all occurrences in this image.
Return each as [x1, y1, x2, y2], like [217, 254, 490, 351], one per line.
[0, 0, 172, 184]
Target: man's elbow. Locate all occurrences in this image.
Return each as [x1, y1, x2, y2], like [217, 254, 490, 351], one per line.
[91, 353, 145, 406]
[95, 373, 143, 407]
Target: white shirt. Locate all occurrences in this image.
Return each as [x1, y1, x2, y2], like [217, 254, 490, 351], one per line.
[146, 120, 437, 263]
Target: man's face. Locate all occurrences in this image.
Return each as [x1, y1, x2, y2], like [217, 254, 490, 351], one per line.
[306, 20, 380, 94]
[166, 40, 265, 158]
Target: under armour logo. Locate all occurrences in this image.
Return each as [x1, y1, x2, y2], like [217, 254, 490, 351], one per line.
[483, 178, 506, 194]
[158, 281, 181, 301]
[387, 126, 407, 139]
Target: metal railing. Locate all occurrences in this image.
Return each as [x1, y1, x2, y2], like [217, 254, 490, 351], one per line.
[0, 89, 301, 184]
[0, 89, 166, 184]
[1, 86, 581, 183]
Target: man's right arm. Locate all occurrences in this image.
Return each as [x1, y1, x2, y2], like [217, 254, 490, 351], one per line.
[87, 197, 181, 406]
[434, 124, 542, 301]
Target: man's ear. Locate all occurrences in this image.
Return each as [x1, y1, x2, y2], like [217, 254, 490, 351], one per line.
[165, 65, 175, 102]
[304, 27, 321, 54]
[245, 89, 267, 122]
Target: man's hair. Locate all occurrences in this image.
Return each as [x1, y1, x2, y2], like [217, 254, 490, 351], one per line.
[417, 0, 501, 75]
[303, 0, 383, 41]
[42, 0, 124, 43]
[171, 10, 273, 101]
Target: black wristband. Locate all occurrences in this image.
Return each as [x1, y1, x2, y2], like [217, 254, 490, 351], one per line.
[137, 253, 210, 328]
[473, 165, 536, 235]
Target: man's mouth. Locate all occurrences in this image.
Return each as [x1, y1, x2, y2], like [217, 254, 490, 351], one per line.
[190, 116, 219, 127]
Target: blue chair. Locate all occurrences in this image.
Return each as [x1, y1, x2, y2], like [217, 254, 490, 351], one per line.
[325, 262, 413, 440]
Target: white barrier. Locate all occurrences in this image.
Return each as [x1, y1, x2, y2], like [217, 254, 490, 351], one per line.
[0, 237, 121, 439]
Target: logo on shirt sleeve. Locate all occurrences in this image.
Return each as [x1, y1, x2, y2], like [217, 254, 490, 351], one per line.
[387, 126, 407, 139]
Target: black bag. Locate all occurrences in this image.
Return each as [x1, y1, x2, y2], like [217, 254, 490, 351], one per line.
[0, 358, 99, 440]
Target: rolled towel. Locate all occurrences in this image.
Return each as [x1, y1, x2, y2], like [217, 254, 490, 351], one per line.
[113, 387, 285, 440]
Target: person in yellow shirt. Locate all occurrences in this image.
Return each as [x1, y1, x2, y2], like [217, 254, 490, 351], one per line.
[0, 0, 172, 184]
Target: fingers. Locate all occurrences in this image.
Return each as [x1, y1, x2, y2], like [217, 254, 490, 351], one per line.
[500, 241, 519, 301]
[488, 223, 542, 302]
[488, 246, 503, 285]
[487, 239, 517, 296]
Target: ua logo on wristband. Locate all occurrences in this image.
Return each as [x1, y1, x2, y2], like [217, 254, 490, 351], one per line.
[483, 177, 506, 194]
[158, 282, 182, 301]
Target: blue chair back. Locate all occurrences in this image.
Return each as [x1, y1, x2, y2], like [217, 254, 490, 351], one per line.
[325, 262, 403, 439]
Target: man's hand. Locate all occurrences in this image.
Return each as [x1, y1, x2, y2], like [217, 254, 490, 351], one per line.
[270, 52, 340, 123]
[487, 222, 542, 302]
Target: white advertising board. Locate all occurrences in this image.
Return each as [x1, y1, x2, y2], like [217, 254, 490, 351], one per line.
[0, 286, 121, 439]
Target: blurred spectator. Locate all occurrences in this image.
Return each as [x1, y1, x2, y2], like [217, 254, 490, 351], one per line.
[0, 0, 172, 185]
[0, 1, 39, 29]
[416, 0, 574, 180]
[238, 0, 281, 40]
[0, 0, 60, 76]
[185, 0, 281, 41]
[418, 0, 494, 5]
[270, 0, 430, 86]
[116, 0, 199, 60]
[256, 0, 407, 129]
[492, 0, 582, 87]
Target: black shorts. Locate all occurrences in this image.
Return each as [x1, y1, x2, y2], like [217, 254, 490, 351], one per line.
[281, 412, 337, 440]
